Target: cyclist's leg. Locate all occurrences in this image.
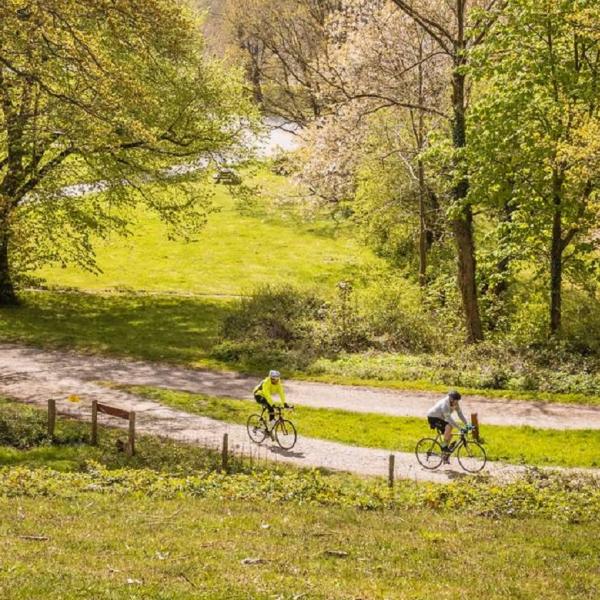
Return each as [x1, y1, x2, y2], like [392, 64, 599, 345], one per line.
[255, 395, 275, 430]
[443, 423, 453, 448]
[254, 396, 271, 422]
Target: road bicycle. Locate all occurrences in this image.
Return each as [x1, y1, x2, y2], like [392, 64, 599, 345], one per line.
[415, 427, 487, 473]
[247, 405, 297, 450]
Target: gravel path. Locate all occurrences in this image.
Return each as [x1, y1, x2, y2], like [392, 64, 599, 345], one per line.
[0, 343, 598, 482]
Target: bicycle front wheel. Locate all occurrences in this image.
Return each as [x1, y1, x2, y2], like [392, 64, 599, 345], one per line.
[457, 441, 487, 473]
[274, 419, 297, 450]
[415, 437, 444, 470]
[247, 414, 268, 444]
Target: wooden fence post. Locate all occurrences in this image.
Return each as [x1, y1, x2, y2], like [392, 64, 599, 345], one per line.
[47, 399, 56, 441]
[471, 413, 480, 441]
[91, 400, 98, 446]
[388, 454, 395, 488]
[127, 411, 136, 457]
[222, 433, 229, 472]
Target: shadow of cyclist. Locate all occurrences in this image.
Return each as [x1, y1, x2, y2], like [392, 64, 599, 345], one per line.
[268, 446, 305, 459]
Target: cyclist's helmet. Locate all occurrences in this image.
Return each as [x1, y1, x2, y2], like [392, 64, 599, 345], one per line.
[448, 390, 461, 401]
[269, 370, 281, 379]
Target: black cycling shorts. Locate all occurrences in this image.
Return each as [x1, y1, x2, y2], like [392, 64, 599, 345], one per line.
[428, 416, 448, 434]
[255, 395, 275, 419]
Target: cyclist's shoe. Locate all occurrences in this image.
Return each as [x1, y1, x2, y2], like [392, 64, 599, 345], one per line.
[448, 441, 457, 452]
[442, 453, 450, 464]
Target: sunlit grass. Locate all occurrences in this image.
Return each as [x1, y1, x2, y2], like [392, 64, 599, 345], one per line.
[122, 385, 600, 469]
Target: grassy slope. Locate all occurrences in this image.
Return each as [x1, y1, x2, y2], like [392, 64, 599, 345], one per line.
[35, 172, 380, 294]
[2, 170, 599, 404]
[1, 495, 598, 599]
[0, 398, 598, 598]
[121, 386, 600, 468]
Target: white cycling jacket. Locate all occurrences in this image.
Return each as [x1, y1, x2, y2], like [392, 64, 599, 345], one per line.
[427, 396, 467, 429]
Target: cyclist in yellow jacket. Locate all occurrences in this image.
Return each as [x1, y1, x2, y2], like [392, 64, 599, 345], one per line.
[254, 370, 287, 432]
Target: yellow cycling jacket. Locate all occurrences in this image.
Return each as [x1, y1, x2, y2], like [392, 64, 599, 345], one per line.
[253, 377, 286, 407]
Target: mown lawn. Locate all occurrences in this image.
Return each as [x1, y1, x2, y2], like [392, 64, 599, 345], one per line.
[35, 171, 380, 294]
[0, 291, 228, 368]
[1, 494, 598, 600]
[124, 386, 600, 469]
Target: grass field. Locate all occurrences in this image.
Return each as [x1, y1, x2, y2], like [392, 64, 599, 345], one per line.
[1, 494, 598, 599]
[35, 171, 381, 295]
[118, 386, 600, 469]
[0, 398, 598, 599]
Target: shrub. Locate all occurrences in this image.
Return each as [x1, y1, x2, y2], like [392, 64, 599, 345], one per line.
[214, 285, 327, 369]
[0, 402, 48, 449]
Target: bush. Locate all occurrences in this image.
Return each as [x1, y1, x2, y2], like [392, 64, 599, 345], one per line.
[214, 285, 327, 369]
[0, 402, 48, 449]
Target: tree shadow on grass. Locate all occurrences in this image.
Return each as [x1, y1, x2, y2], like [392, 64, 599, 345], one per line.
[0, 290, 234, 366]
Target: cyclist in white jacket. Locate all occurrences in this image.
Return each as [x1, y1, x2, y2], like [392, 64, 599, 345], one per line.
[427, 391, 471, 455]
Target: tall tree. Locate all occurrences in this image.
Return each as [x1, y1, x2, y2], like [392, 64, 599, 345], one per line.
[469, 0, 600, 335]
[0, 0, 256, 305]
[297, 3, 448, 285]
[386, 0, 506, 342]
[224, 0, 341, 126]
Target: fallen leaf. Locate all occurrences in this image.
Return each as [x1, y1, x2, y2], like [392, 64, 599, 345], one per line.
[18, 535, 48, 541]
[324, 549, 348, 558]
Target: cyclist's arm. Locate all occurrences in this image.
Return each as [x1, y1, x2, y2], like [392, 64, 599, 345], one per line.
[260, 380, 275, 406]
[456, 405, 468, 426]
[276, 382, 286, 406]
[442, 408, 462, 429]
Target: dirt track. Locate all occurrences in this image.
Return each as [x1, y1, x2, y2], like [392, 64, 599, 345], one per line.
[0, 343, 598, 482]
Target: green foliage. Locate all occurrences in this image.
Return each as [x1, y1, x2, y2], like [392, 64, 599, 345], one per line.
[1, 461, 599, 525]
[214, 285, 327, 370]
[1, 0, 259, 297]
[310, 341, 600, 399]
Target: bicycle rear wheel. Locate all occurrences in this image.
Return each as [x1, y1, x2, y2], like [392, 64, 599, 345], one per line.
[274, 419, 297, 450]
[415, 437, 444, 470]
[247, 413, 268, 444]
[457, 440, 487, 473]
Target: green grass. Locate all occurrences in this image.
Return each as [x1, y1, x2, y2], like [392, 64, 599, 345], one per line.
[121, 386, 600, 469]
[0, 494, 598, 599]
[0, 290, 229, 368]
[0, 397, 245, 474]
[0, 396, 599, 598]
[35, 171, 381, 295]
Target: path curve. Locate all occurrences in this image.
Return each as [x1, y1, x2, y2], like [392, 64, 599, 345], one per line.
[1, 343, 599, 430]
[0, 343, 598, 483]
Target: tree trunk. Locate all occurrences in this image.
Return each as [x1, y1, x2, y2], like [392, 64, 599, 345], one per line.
[452, 68, 483, 343]
[0, 223, 17, 306]
[418, 161, 427, 287]
[549, 172, 563, 334]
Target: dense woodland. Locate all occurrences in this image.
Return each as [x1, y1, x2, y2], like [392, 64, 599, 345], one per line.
[216, 0, 600, 352]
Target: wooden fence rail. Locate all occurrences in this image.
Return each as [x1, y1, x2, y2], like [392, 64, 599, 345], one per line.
[91, 400, 136, 456]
